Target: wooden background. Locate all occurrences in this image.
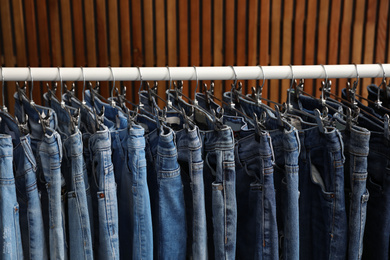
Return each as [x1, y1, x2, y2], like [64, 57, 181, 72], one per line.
[0, 0, 389, 111]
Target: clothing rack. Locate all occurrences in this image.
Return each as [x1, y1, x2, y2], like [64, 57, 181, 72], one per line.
[1, 64, 390, 82]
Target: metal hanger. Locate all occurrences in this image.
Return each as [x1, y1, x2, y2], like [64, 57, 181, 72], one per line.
[0, 67, 22, 128]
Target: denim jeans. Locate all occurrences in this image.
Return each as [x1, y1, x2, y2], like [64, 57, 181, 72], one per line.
[235, 128, 279, 260]
[362, 121, 390, 260]
[0, 135, 24, 260]
[44, 93, 93, 259]
[14, 92, 68, 260]
[332, 113, 370, 260]
[298, 124, 347, 260]
[128, 124, 153, 260]
[176, 125, 207, 259]
[0, 111, 49, 259]
[85, 90, 136, 259]
[64, 94, 119, 259]
[138, 112, 187, 259]
[238, 95, 300, 260]
[166, 92, 238, 259]
[367, 84, 390, 111]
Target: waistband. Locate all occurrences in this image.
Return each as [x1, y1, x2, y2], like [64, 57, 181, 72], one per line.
[14, 92, 58, 140]
[333, 112, 370, 156]
[235, 130, 273, 164]
[176, 124, 202, 151]
[299, 125, 343, 154]
[128, 124, 146, 149]
[157, 127, 177, 156]
[63, 130, 83, 158]
[88, 125, 111, 152]
[200, 126, 234, 151]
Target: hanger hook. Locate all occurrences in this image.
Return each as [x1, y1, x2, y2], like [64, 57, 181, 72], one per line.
[193, 66, 199, 102]
[353, 63, 359, 90]
[167, 66, 173, 91]
[321, 64, 328, 84]
[137, 67, 144, 94]
[58, 67, 65, 107]
[81, 67, 86, 104]
[109, 66, 115, 98]
[380, 63, 386, 83]
[29, 67, 34, 102]
[287, 64, 295, 110]
[258, 65, 265, 90]
[230, 66, 238, 87]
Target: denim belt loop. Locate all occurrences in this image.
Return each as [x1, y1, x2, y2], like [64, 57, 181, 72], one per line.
[20, 136, 38, 172]
[336, 130, 346, 163]
[295, 129, 301, 155]
[55, 132, 63, 163]
[267, 133, 276, 165]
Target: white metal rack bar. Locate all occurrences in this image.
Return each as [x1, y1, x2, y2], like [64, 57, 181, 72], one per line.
[1, 64, 390, 82]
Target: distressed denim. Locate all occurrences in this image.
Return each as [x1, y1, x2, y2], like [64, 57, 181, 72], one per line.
[0, 135, 23, 260]
[128, 124, 153, 260]
[44, 93, 93, 259]
[238, 95, 300, 260]
[235, 128, 279, 260]
[0, 111, 48, 259]
[362, 122, 390, 260]
[332, 113, 370, 260]
[176, 125, 207, 259]
[138, 112, 187, 259]
[14, 92, 67, 260]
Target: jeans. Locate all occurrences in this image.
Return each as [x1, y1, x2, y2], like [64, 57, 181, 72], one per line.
[238, 94, 300, 260]
[367, 84, 390, 110]
[176, 125, 208, 259]
[44, 93, 93, 259]
[14, 92, 68, 260]
[0, 135, 24, 260]
[298, 124, 347, 260]
[128, 124, 153, 260]
[85, 90, 135, 259]
[235, 129, 279, 260]
[138, 112, 187, 259]
[0, 111, 48, 259]
[362, 121, 390, 260]
[166, 92, 238, 259]
[333, 113, 370, 260]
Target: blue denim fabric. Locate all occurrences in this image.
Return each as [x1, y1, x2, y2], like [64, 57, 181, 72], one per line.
[128, 124, 153, 260]
[176, 125, 207, 259]
[43, 93, 93, 260]
[138, 112, 187, 259]
[166, 92, 238, 259]
[64, 94, 119, 259]
[89, 127, 120, 259]
[362, 125, 390, 260]
[14, 92, 68, 260]
[0, 135, 24, 260]
[84, 90, 136, 259]
[0, 111, 49, 259]
[367, 84, 390, 111]
[333, 113, 370, 260]
[235, 128, 279, 260]
[238, 95, 300, 260]
[298, 123, 347, 260]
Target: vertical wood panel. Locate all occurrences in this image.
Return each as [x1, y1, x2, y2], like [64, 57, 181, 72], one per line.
[84, 0, 97, 66]
[270, 0, 282, 103]
[213, 0, 224, 100]
[281, 0, 293, 103]
[12, 0, 27, 66]
[362, 0, 378, 93]
[247, 0, 258, 88]
[144, 0, 154, 66]
[304, 0, 317, 95]
[131, 0, 143, 66]
[0, 0, 15, 66]
[167, 0, 177, 66]
[236, 0, 247, 66]
[119, 0, 132, 102]
[352, 0, 365, 97]
[190, 0, 200, 98]
[178, 0, 189, 97]
[317, 0, 329, 65]
[72, 0, 86, 67]
[96, 0, 109, 96]
[61, 0, 74, 67]
[225, 0, 235, 66]
[155, 0, 166, 103]
[36, 0, 51, 66]
[49, 0, 62, 66]
[293, 0, 305, 65]
[108, 0, 120, 67]
[202, 0, 212, 89]
[338, 0, 354, 96]
[25, 0, 39, 66]
[375, 0, 389, 85]
[328, 0, 342, 95]
[259, 0, 270, 99]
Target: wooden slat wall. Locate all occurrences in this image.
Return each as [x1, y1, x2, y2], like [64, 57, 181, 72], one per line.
[1, 0, 390, 112]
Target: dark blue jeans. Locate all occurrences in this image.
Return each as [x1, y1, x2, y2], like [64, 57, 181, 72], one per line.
[333, 113, 370, 260]
[0, 111, 49, 259]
